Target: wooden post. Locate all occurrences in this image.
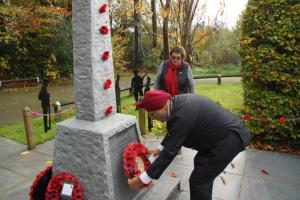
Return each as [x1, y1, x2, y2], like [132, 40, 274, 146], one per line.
[115, 75, 121, 113]
[53, 101, 61, 121]
[138, 98, 146, 136]
[218, 74, 221, 85]
[23, 106, 35, 150]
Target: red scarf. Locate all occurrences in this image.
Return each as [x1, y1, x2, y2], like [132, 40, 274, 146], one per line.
[164, 59, 182, 96]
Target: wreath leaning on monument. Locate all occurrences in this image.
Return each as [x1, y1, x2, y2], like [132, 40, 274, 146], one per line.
[123, 142, 152, 188]
[45, 172, 84, 200]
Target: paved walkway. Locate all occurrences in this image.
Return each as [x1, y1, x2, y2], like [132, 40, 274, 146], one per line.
[0, 135, 300, 200]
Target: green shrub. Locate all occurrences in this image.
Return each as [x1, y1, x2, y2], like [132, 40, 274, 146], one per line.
[239, 0, 300, 140]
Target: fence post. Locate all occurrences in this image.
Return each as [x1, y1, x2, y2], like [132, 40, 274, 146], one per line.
[138, 98, 146, 136]
[217, 74, 221, 85]
[115, 75, 121, 113]
[23, 106, 35, 150]
[53, 101, 61, 121]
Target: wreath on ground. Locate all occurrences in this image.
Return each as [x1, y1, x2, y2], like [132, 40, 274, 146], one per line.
[29, 166, 84, 200]
[45, 172, 84, 200]
[30, 166, 53, 200]
[123, 142, 151, 188]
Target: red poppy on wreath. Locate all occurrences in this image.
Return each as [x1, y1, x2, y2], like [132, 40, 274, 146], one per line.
[105, 105, 113, 115]
[30, 166, 53, 200]
[99, 4, 108, 13]
[278, 117, 286, 123]
[102, 51, 110, 61]
[100, 26, 109, 34]
[243, 114, 251, 121]
[123, 142, 151, 188]
[45, 172, 84, 200]
[104, 79, 112, 89]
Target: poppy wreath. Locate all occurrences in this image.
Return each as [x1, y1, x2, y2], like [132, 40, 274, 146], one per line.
[45, 172, 84, 200]
[123, 142, 151, 188]
[30, 166, 53, 200]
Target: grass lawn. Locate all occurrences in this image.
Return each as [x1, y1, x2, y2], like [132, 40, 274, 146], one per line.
[0, 83, 243, 145]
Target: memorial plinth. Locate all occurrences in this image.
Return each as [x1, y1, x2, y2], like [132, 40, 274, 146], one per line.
[53, 114, 141, 200]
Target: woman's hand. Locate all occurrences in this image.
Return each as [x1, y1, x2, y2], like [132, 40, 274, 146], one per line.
[128, 176, 143, 189]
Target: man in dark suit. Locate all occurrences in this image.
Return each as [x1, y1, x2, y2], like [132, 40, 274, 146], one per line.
[128, 90, 250, 200]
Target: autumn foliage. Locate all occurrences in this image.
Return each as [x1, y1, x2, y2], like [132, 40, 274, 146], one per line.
[0, 4, 71, 80]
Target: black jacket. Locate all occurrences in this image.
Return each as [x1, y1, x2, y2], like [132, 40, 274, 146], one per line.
[146, 94, 250, 179]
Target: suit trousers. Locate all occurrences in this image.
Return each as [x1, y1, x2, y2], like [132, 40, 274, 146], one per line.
[189, 131, 245, 200]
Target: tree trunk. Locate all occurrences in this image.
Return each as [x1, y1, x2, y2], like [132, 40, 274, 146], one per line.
[134, 0, 143, 69]
[162, 0, 171, 60]
[151, 0, 158, 48]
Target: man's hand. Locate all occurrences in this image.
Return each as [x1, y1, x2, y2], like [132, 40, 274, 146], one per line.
[128, 176, 143, 189]
[149, 148, 161, 157]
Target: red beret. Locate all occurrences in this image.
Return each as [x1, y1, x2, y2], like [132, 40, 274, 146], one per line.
[135, 90, 171, 111]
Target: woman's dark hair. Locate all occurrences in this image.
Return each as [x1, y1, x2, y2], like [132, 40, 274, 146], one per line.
[170, 46, 186, 59]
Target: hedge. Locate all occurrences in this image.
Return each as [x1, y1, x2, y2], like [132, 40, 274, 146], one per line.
[239, 0, 300, 140]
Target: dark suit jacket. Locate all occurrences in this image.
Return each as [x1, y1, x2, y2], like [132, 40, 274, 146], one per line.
[146, 94, 250, 179]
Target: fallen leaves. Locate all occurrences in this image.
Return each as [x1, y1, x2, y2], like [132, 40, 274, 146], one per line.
[248, 141, 300, 156]
[231, 162, 235, 169]
[169, 172, 177, 178]
[220, 176, 226, 185]
[45, 160, 53, 165]
[261, 169, 270, 176]
[20, 151, 30, 155]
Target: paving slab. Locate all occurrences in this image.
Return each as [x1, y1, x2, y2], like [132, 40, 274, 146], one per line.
[167, 161, 193, 191]
[179, 172, 243, 199]
[0, 166, 30, 194]
[1, 179, 32, 200]
[0, 137, 26, 161]
[33, 140, 54, 156]
[239, 176, 300, 200]
[213, 173, 243, 200]
[244, 149, 300, 184]
[0, 150, 52, 178]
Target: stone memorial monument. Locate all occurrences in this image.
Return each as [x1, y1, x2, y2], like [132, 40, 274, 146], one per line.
[52, 0, 142, 199]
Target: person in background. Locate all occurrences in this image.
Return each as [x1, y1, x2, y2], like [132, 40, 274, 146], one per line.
[38, 79, 51, 133]
[128, 90, 250, 200]
[130, 70, 147, 102]
[154, 46, 194, 96]
[144, 76, 153, 132]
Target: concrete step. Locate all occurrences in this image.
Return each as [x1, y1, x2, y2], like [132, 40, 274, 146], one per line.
[135, 173, 181, 200]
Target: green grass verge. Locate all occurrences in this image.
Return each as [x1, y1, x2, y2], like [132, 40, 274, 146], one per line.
[0, 83, 243, 144]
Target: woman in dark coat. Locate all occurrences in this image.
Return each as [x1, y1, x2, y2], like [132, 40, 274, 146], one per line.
[154, 46, 194, 96]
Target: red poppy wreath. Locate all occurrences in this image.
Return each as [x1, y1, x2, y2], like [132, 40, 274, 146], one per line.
[123, 142, 152, 188]
[30, 166, 53, 200]
[45, 172, 84, 200]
